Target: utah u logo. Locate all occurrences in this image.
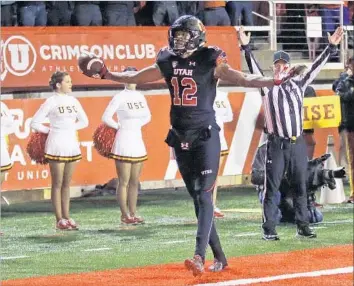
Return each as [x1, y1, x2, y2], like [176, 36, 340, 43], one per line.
[181, 142, 189, 150]
[1, 35, 37, 81]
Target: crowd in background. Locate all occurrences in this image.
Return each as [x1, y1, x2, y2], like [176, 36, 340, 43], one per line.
[1, 1, 353, 29]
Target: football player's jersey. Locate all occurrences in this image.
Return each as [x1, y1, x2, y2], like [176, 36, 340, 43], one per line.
[156, 46, 227, 131]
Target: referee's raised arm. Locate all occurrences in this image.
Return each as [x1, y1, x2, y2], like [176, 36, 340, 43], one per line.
[297, 27, 344, 91]
[239, 27, 269, 96]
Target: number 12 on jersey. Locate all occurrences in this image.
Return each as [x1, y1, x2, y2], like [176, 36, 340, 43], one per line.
[171, 77, 198, 106]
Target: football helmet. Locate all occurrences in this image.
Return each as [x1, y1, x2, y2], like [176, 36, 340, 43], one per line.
[168, 15, 206, 57]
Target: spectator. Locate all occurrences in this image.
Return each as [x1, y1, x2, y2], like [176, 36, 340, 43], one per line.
[335, 57, 354, 204]
[202, 1, 230, 26]
[101, 1, 136, 26]
[135, 1, 154, 26]
[152, 1, 179, 26]
[177, 1, 199, 17]
[320, 2, 350, 33]
[47, 1, 74, 26]
[303, 85, 317, 160]
[348, 1, 354, 49]
[226, 1, 254, 26]
[305, 4, 321, 61]
[71, 1, 102, 26]
[17, 1, 47, 26]
[253, 1, 269, 26]
[1, 1, 16, 27]
[275, 3, 286, 35]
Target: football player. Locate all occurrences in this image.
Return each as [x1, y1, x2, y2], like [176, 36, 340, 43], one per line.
[84, 15, 293, 276]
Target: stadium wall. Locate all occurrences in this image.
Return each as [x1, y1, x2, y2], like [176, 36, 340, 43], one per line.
[1, 87, 340, 202]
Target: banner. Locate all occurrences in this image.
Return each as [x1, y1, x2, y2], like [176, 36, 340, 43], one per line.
[0, 27, 240, 90]
[1, 90, 341, 192]
[303, 96, 341, 129]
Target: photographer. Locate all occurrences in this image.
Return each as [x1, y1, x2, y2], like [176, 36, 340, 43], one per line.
[335, 57, 354, 204]
[333, 59, 352, 176]
[251, 143, 346, 224]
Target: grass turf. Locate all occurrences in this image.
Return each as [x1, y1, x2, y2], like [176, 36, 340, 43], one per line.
[1, 186, 353, 280]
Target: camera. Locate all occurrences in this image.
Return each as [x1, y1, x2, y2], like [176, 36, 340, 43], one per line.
[251, 143, 346, 224]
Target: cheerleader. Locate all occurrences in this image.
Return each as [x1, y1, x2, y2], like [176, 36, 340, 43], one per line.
[1, 100, 14, 188]
[30, 71, 89, 230]
[102, 67, 151, 225]
[213, 90, 233, 218]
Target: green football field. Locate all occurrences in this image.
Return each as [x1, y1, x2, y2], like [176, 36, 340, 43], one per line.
[1, 186, 353, 281]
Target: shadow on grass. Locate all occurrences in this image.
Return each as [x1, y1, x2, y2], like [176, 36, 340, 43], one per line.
[1, 188, 257, 218]
[24, 226, 155, 244]
[26, 232, 81, 244]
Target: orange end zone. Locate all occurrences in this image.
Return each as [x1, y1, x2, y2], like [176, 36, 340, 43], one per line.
[3, 244, 353, 286]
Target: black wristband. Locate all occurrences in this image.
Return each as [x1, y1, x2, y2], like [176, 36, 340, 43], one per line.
[241, 44, 251, 51]
[328, 44, 338, 54]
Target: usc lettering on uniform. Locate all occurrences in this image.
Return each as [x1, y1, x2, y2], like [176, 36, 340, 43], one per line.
[127, 102, 145, 110]
[58, 106, 78, 113]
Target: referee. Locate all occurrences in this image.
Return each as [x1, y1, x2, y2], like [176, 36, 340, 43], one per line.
[239, 26, 343, 240]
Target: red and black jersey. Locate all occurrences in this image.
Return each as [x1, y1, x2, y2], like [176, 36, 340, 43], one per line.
[156, 46, 227, 131]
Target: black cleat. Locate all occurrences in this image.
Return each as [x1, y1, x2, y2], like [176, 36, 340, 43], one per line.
[262, 231, 280, 241]
[296, 225, 317, 238]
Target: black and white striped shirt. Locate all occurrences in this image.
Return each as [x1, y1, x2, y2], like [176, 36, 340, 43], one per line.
[243, 44, 336, 138]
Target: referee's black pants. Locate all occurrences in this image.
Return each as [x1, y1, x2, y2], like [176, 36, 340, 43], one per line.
[262, 134, 309, 233]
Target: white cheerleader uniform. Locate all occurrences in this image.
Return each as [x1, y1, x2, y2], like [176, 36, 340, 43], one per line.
[214, 90, 233, 156]
[31, 94, 89, 162]
[1, 102, 15, 172]
[102, 88, 151, 163]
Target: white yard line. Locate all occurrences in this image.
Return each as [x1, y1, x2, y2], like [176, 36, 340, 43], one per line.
[162, 240, 189, 245]
[83, 248, 111, 252]
[195, 266, 353, 286]
[234, 232, 260, 237]
[318, 219, 353, 224]
[1, 255, 29, 260]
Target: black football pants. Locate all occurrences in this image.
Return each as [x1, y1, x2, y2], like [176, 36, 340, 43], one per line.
[174, 128, 227, 264]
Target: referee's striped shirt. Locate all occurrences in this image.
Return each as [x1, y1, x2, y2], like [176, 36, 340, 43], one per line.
[243, 44, 337, 138]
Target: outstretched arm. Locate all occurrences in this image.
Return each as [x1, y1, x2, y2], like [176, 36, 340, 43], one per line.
[103, 64, 164, 85]
[238, 27, 265, 77]
[239, 26, 268, 91]
[215, 63, 277, 88]
[220, 26, 272, 90]
[299, 27, 343, 91]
